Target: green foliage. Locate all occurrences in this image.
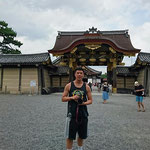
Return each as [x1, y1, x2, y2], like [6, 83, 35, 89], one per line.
[0, 21, 23, 54]
[100, 73, 107, 79]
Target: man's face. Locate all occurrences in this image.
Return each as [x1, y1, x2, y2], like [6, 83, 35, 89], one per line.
[135, 83, 139, 86]
[75, 70, 84, 81]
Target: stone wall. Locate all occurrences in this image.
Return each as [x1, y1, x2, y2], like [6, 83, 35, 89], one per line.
[43, 68, 50, 88]
[126, 77, 135, 89]
[148, 68, 150, 96]
[21, 68, 38, 94]
[2, 68, 20, 94]
[61, 76, 69, 87]
[0, 68, 2, 90]
[137, 69, 144, 85]
[0, 67, 39, 94]
[117, 76, 124, 88]
[52, 76, 60, 87]
[116, 76, 135, 94]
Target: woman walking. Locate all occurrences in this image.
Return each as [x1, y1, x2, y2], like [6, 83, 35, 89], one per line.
[102, 82, 109, 104]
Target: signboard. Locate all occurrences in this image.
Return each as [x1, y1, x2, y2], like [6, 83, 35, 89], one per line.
[30, 80, 36, 87]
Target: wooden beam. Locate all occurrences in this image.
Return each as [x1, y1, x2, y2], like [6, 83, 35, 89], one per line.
[112, 58, 117, 93]
[109, 47, 116, 54]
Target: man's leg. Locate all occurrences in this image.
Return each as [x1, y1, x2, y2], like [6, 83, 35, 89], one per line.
[136, 96, 141, 111]
[77, 137, 83, 146]
[77, 137, 83, 150]
[140, 99, 145, 111]
[138, 102, 141, 111]
[77, 117, 88, 150]
[139, 97, 145, 111]
[66, 138, 73, 150]
[141, 102, 145, 111]
[65, 117, 77, 150]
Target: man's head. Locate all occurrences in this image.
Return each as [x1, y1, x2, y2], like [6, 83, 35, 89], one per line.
[104, 82, 107, 85]
[134, 81, 139, 86]
[74, 67, 84, 81]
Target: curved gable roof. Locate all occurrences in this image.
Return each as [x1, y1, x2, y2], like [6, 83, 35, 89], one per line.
[48, 28, 140, 55]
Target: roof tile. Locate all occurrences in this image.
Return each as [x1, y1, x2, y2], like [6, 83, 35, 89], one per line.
[0, 53, 51, 65]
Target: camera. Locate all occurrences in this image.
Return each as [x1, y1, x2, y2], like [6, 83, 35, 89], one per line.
[74, 90, 83, 104]
[78, 98, 83, 104]
[77, 93, 83, 104]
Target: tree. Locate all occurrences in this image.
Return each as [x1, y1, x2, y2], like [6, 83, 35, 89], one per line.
[100, 73, 107, 79]
[0, 21, 23, 54]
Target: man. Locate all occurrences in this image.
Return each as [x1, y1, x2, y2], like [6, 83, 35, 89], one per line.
[88, 82, 92, 91]
[62, 67, 92, 150]
[134, 81, 145, 112]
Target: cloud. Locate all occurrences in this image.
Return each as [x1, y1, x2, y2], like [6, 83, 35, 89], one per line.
[1, 0, 150, 71]
[1, 1, 51, 40]
[130, 22, 150, 52]
[16, 36, 50, 54]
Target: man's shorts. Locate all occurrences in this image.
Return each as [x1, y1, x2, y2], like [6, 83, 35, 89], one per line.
[64, 117, 88, 140]
[136, 96, 143, 102]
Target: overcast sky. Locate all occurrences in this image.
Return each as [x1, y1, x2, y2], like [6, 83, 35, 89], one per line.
[1, 0, 150, 73]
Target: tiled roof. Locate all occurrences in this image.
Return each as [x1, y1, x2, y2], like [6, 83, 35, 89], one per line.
[49, 65, 101, 76]
[116, 66, 137, 76]
[49, 66, 69, 75]
[56, 66, 69, 74]
[0, 52, 51, 65]
[49, 28, 140, 54]
[52, 56, 61, 65]
[83, 66, 102, 75]
[116, 66, 131, 74]
[137, 52, 150, 63]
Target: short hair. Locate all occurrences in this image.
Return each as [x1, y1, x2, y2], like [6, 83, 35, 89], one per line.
[134, 81, 139, 86]
[74, 67, 84, 74]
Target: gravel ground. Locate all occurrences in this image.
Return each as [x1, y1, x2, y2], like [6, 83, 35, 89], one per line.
[0, 91, 150, 150]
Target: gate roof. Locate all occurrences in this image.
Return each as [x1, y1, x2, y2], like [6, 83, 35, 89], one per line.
[48, 28, 140, 55]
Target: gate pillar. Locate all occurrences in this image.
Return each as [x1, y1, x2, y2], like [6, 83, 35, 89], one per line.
[69, 57, 77, 82]
[112, 58, 117, 93]
[107, 62, 113, 85]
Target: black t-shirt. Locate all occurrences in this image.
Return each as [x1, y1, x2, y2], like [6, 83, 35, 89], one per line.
[67, 81, 89, 118]
[103, 84, 109, 92]
[135, 85, 144, 96]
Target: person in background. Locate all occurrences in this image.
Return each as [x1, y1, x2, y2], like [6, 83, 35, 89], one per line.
[108, 84, 112, 95]
[102, 82, 109, 104]
[88, 82, 92, 91]
[62, 67, 93, 150]
[97, 83, 101, 92]
[134, 81, 145, 112]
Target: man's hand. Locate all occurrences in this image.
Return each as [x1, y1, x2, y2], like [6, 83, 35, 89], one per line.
[72, 95, 80, 102]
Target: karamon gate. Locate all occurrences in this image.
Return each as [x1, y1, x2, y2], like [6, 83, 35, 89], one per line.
[49, 27, 140, 93]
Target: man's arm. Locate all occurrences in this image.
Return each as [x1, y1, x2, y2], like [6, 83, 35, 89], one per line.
[135, 85, 144, 92]
[81, 84, 92, 105]
[136, 89, 144, 92]
[62, 83, 79, 102]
